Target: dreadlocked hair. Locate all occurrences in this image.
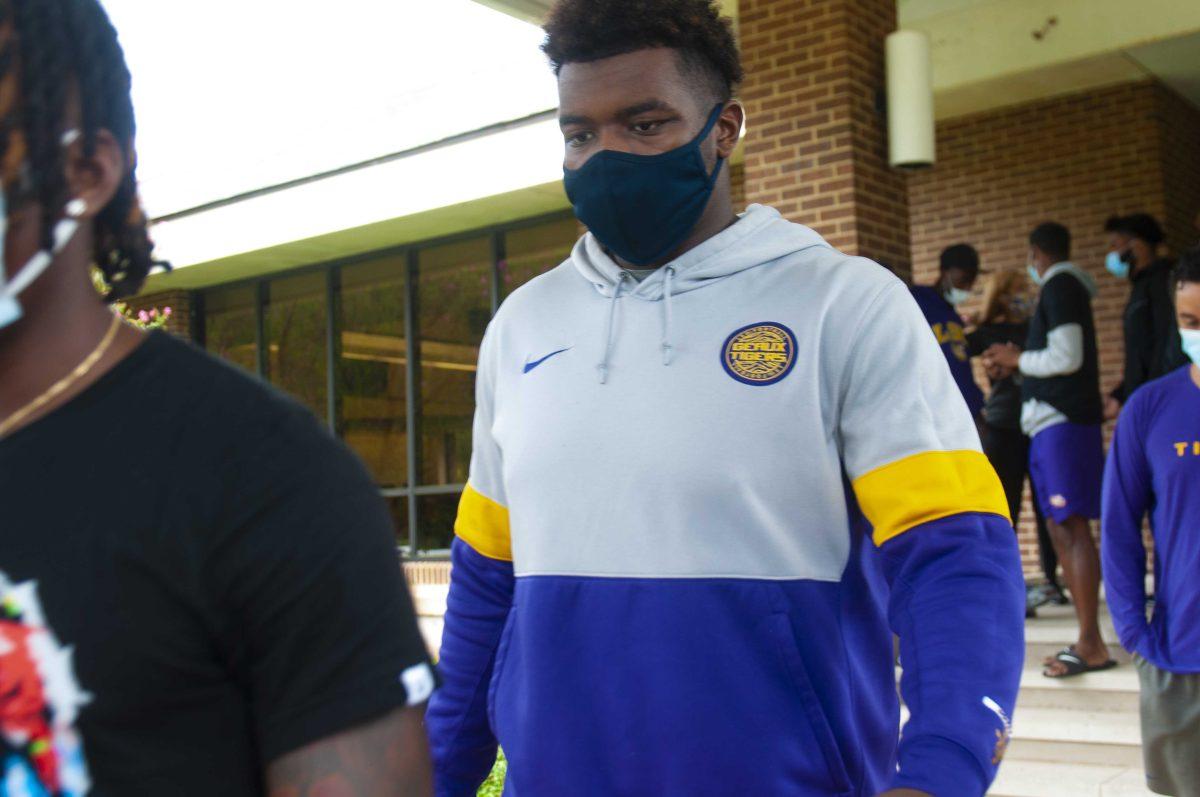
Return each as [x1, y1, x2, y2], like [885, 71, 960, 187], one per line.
[542, 0, 743, 104]
[0, 0, 161, 302]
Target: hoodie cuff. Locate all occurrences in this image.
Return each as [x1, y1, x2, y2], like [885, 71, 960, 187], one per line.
[890, 735, 990, 796]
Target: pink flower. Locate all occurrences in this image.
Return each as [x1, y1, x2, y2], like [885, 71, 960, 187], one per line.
[149, 309, 158, 318]
[138, 310, 150, 322]
[163, 307, 173, 317]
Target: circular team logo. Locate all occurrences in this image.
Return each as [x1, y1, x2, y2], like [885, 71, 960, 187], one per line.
[722, 322, 797, 386]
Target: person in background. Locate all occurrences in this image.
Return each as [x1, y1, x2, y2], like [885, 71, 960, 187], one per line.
[426, 1, 1024, 794]
[1103, 214, 1187, 420]
[967, 270, 1062, 616]
[0, 1, 434, 793]
[911, 243, 985, 421]
[1101, 245, 1200, 797]
[986, 222, 1114, 678]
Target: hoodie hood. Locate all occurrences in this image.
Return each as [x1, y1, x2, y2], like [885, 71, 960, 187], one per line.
[568, 204, 832, 383]
[572, 204, 829, 301]
[1042, 261, 1098, 297]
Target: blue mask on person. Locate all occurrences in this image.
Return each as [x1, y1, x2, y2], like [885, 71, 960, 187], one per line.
[1181, 328, 1200, 365]
[1026, 263, 1043, 287]
[564, 105, 726, 267]
[1105, 250, 1131, 279]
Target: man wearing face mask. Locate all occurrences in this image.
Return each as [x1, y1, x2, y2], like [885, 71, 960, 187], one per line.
[426, 2, 1025, 795]
[0, 2, 435, 793]
[1103, 214, 1187, 420]
[911, 244, 985, 422]
[986, 222, 1113, 679]
[1102, 246, 1200, 796]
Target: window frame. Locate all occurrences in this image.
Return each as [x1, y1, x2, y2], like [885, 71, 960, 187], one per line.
[194, 211, 575, 559]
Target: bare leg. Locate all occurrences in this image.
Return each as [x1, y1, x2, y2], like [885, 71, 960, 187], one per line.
[1044, 514, 1110, 674]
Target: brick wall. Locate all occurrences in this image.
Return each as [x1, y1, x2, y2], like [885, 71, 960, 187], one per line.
[909, 80, 1200, 577]
[730, 160, 746, 211]
[739, 0, 910, 277]
[1159, 87, 1200, 254]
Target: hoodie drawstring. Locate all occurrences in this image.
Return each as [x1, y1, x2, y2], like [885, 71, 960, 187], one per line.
[661, 266, 675, 366]
[597, 272, 628, 384]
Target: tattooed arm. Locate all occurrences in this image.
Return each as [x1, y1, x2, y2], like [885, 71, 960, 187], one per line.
[267, 706, 433, 797]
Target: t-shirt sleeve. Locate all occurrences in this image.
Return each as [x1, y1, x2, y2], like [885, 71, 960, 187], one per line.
[208, 404, 434, 765]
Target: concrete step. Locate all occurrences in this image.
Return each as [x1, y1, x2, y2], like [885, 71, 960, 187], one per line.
[1006, 707, 1144, 768]
[1023, 605, 1137, 671]
[990, 760, 1151, 796]
[1015, 663, 1139, 712]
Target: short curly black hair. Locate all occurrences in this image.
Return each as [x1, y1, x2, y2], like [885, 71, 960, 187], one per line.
[1176, 245, 1200, 289]
[542, 0, 743, 104]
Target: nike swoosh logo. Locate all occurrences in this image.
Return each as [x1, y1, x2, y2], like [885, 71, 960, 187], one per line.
[523, 348, 571, 374]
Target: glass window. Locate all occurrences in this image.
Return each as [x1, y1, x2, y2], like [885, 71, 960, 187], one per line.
[417, 494, 457, 554]
[265, 271, 328, 423]
[386, 496, 411, 554]
[203, 284, 257, 374]
[340, 256, 409, 488]
[417, 237, 491, 486]
[501, 217, 579, 296]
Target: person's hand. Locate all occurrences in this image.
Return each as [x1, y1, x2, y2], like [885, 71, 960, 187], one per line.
[877, 790, 933, 796]
[984, 342, 1021, 372]
[1104, 395, 1121, 421]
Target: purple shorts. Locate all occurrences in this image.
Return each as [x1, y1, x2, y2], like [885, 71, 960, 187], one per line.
[1028, 422, 1104, 523]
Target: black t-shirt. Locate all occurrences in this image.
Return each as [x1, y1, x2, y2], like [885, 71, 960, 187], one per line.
[966, 322, 1028, 430]
[0, 332, 432, 795]
[1022, 271, 1103, 425]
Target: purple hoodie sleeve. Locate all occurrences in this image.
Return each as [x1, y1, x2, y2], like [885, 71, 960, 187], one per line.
[425, 539, 514, 796]
[879, 513, 1026, 796]
[1101, 401, 1153, 657]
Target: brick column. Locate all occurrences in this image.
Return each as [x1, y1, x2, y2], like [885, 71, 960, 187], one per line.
[739, 0, 911, 278]
[122, 289, 194, 339]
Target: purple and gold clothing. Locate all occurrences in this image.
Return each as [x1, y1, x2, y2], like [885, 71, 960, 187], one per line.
[1102, 366, 1200, 673]
[910, 285, 985, 419]
[427, 206, 1024, 796]
[1029, 422, 1104, 523]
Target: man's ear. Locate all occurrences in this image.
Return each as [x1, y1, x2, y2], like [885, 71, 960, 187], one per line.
[716, 101, 744, 160]
[62, 128, 125, 220]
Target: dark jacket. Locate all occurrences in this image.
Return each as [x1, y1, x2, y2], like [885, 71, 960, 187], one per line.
[1112, 258, 1187, 403]
[967, 322, 1029, 431]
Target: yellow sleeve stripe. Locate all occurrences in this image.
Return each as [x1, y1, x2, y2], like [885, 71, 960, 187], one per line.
[852, 449, 1010, 546]
[454, 483, 512, 562]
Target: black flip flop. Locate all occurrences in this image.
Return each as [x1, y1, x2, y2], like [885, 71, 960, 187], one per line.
[1043, 649, 1118, 679]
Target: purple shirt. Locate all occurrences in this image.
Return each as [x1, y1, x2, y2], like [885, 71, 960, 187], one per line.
[1102, 366, 1200, 672]
[909, 286, 985, 418]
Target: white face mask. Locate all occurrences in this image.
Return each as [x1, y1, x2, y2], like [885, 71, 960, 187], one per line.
[1180, 328, 1200, 366]
[944, 286, 972, 306]
[0, 129, 87, 330]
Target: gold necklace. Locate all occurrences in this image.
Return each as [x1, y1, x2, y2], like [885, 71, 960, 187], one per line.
[0, 313, 123, 439]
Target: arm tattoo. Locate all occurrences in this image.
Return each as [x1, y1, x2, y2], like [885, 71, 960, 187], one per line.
[266, 705, 433, 797]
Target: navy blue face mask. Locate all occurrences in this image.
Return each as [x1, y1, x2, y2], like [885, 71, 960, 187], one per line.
[563, 104, 726, 267]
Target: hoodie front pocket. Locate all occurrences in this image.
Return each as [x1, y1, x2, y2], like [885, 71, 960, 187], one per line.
[487, 608, 518, 735]
[767, 612, 853, 795]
